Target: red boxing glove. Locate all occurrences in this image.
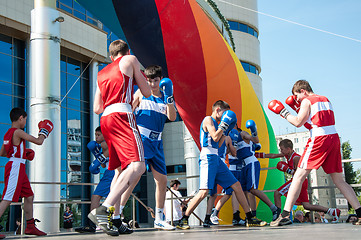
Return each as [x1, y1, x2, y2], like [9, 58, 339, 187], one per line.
[255, 152, 265, 158]
[285, 95, 300, 113]
[276, 161, 294, 175]
[38, 119, 54, 138]
[268, 100, 290, 119]
[25, 149, 35, 161]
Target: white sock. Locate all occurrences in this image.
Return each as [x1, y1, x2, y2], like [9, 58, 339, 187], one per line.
[119, 205, 125, 215]
[155, 208, 164, 222]
[113, 215, 121, 219]
[102, 203, 112, 208]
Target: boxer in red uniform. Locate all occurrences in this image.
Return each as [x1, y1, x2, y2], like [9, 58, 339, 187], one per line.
[259, 139, 340, 222]
[268, 80, 361, 226]
[0, 107, 53, 238]
[89, 39, 151, 236]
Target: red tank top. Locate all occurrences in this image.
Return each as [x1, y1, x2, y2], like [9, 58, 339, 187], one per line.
[97, 57, 135, 108]
[306, 95, 335, 128]
[285, 151, 300, 170]
[3, 128, 26, 159]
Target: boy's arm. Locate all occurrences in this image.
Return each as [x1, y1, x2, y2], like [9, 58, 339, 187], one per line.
[204, 117, 224, 143]
[240, 131, 251, 144]
[292, 155, 301, 170]
[15, 129, 46, 145]
[132, 89, 143, 112]
[0, 144, 6, 157]
[226, 136, 236, 157]
[166, 103, 177, 122]
[132, 57, 151, 98]
[286, 99, 311, 127]
[93, 85, 104, 115]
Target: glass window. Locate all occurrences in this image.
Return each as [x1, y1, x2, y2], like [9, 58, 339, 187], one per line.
[0, 54, 12, 83]
[228, 21, 238, 31]
[59, 0, 73, 7]
[250, 65, 256, 74]
[241, 62, 250, 72]
[248, 27, 255, 36]
[74, 11, 86, 21]
[239, 23, 248, 33]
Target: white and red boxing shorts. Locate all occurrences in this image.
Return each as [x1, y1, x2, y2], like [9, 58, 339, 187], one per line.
[2, 158, 34, 202]
[298, 133, 342, 174]
[277, 178, 309, 205]
[101, 104, 144, 170]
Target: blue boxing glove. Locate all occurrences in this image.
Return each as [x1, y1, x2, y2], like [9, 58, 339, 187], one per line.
[246, 120, 258, 137]
[219, 110, 237, 136]
[87, 141, 107, 164]
[253, 143, 262, 151]
[89, 159, 101, 174]
[159, 78, 174, 104]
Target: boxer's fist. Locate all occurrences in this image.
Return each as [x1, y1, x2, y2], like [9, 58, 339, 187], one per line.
[38, 120, 54, 138]
[25, 149, 35, 161]
[285, 95, 300, 113]
[87, 141, 107, 164]
[246, 120, 257, 137]
[268, 100, 290, 119]
[254, 143, 262, 151]
[219, 110, 237, 136]
[159, 78, 174, 104]
[276, 161, 294, 175]
[304, 122, 312, 130]
[89, 159, 101, 174]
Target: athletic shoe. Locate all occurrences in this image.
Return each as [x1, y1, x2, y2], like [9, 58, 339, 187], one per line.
[154, 220, 176, 230]
[270, 215, 292, 227]
[273, 208, 282, 221]
[232, 218, 246, 226]
[74, 226, 96, 233]
[112, 219, 133, 234]
[203, 219, 211, 228]
[88, 206, 119, 236]
[176, 218, 190, 230]
[246, 216, 267, 227]
[25, 218, 47, 236]
[353, 218, 361, 225]
[210, 215, 220, 225]
[328, 208, 341, 223]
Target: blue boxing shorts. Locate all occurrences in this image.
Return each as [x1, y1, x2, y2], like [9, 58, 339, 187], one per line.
[199, 153, 237, 192]
[240, 158, 260, 192]
[142, 136, 167, 175]
[93, 169, 115, 197]
[224, 171, 243, 195]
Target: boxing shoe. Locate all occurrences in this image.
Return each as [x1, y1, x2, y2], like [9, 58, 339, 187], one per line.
[232, 218, 246, 226]
[112, 218, 133, 234]
[203, 219, 211, 228]
[210, 215, 220, 225]
[88, 206, 119, 236]
[74, 226, 96, 233]
[154, 220, 176, 230]
[25, 218, 47, 236]
[272, 207, 282, 221]
[246, 216, 267, 227]
[176, 217, 190, 230]
[353, 218, 361, 225]
[327, 208, 341, 223]
[270, 215, 292, 227]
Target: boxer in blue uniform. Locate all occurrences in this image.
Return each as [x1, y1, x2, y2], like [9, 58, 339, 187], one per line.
[133, 65, 177, 230]
[176, 101, 265, 230]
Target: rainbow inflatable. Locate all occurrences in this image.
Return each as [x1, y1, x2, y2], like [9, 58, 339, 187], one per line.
[77, 0, 284, 223]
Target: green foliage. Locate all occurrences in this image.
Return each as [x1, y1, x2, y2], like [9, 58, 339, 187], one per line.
[206, 0, 236, 51]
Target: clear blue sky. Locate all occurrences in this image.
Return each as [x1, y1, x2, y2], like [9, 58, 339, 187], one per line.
[257, 0, 361, 169]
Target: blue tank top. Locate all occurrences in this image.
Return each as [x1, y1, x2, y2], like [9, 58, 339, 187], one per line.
[135, 94, 168, 134]
[218, 141, 227, 161]
[200, 116, 219, 149]
[228, 129, 242, 165]
[236, 139, 256, 161]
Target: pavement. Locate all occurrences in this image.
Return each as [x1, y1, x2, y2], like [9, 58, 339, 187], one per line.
[5, 223, 361, 240]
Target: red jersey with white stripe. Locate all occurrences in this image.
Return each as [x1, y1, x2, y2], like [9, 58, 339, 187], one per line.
[285, 151, 300, 171]
[306, 95, 335, 128]
[3, 128, 26, 159]
[97, 57, 134, 108]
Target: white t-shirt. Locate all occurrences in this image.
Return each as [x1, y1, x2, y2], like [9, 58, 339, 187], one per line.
[164, 189, 183, 221]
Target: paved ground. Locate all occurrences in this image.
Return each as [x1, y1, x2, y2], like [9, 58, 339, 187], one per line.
[6, 223, 360, 239]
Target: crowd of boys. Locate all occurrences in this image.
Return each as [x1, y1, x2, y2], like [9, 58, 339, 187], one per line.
[0, 40, 360, 239]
